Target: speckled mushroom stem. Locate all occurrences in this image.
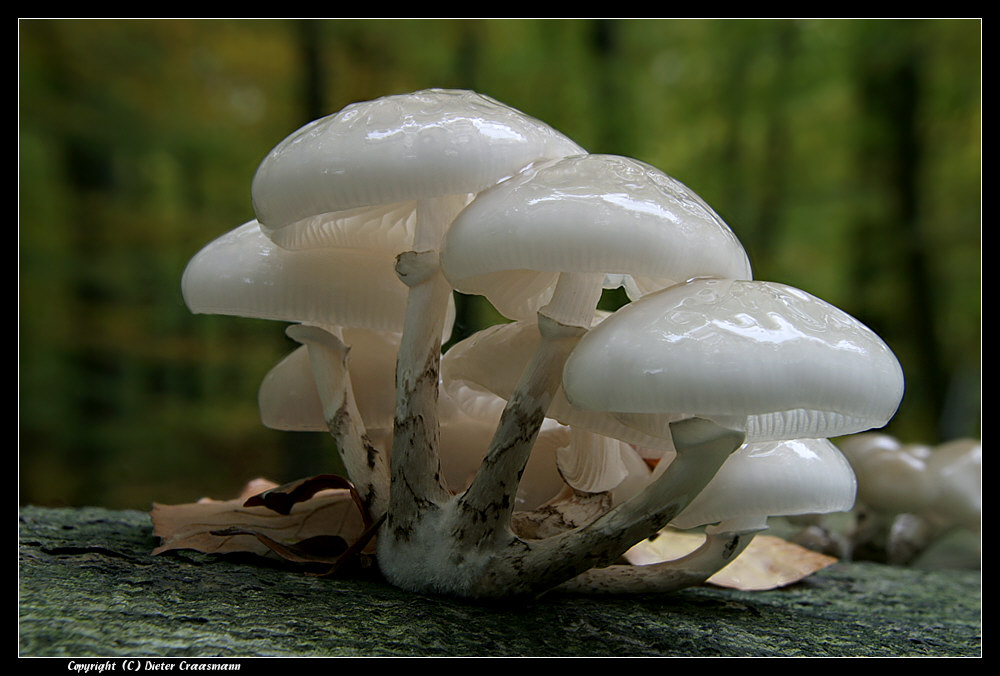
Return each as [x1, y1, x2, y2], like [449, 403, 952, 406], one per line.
[514, 417, 745, 597]
[456, 313, 585, 547]
[387, 199, 464, 534]
[554, 518, 763, 595]
[390, 262, 452, 512]
[455, 273, 602, 546]
[284, 324, 390, 519]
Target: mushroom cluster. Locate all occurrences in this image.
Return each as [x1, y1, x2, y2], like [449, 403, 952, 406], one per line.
[832, 433, 981, 566]
[182, 89, 905, 599]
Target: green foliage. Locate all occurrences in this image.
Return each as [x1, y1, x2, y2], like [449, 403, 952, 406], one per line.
[18, 19, 981, 509]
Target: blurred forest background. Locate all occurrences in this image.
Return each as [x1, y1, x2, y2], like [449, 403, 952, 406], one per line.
[19, 19, 981, 510]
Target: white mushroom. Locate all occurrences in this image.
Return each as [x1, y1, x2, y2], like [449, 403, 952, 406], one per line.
[837, 433, 935, 515]
[670, 438, 857, 531]
[180, 89, 910, 600]
[926, 438, 981, 532]
[251, 89, 585, 539]
[182, 220, 408, 333]
[563, 277, 905, 444]
[436, 154, 751, 549]
[252, 88, 585, 254]
[181, 220, 414, 515]
[538, 277, 903, 591]
[441, 153, 751, 326]
[838, 433, 981, 530]
[561, 438, 857, 594]
[836, 432, 981, 565]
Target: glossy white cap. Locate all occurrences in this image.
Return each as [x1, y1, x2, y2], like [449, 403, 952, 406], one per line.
[562, 278, 905, 442]
[251, 89, 585, 250]
[670, 438, 857, 529]
[181, 220, 409, 332]
[440, 154, 752, 321]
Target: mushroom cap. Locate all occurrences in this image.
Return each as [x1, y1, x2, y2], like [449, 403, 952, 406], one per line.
[439, 154, 752, 321]
[562, 278, 905, 442]
[258, 344, 326, 433]
[836, 432, 904, 460]
[926, 438, 981, 531]
[837, 434, 981, 531]
[836, 433, 936, 514]
[670, 438, 857, 530]
[181, 220, 410, 333]
[251, 88, 585, 249]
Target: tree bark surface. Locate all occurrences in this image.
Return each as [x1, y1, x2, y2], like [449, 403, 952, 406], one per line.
[18, 506, 980, 657]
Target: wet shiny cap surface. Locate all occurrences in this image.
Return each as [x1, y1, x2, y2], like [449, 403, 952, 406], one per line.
[251, 89, 585, 239]
[562, 278, 905, 441]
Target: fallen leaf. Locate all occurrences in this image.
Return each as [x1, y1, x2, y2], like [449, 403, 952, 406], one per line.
[198, 477, 280, 504]
[243, 474, 365, 521]
[151, 476, 369, 569]
[625, 529, 838, 591]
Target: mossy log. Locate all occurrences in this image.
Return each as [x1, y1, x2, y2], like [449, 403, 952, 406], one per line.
[19, 506, 980, 657]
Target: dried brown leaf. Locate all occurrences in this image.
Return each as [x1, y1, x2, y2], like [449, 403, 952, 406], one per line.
[707, 535, 838, 590]
[243, 474, 363, 520]
[151, 477, 367, 563]
[626, 529, 838, 591]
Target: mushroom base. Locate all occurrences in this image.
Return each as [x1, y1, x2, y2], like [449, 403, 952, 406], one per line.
[375, 500, 539, 599]
[374, 417, 747, 600]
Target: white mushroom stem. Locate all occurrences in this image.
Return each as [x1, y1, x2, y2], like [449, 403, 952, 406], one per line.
[390, 257, 453, 520]
[538, 272, 605, 329]
[389, 198, 466, 531]
[452, 272, 604, 544]
[284, 324, 390, 518]
[457, 312, 586, 547]
[556, 517, 766, 595]
[378, 418, 743, 599]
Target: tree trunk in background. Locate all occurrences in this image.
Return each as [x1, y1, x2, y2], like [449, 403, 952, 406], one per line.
[27, 22, 120, 505]
[752, 23, 796, 274]
[851, 26, 947, 442]
[298, 20, 327, 124]
[589, 20, 624, 156]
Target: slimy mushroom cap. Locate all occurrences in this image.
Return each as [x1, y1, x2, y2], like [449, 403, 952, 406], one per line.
[562, 278, 905, 442]
[440, 154, 752, 322]
[670, 438, 857, 530]
[251, 88, 585, 251]
[181, 220, 409, 333]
